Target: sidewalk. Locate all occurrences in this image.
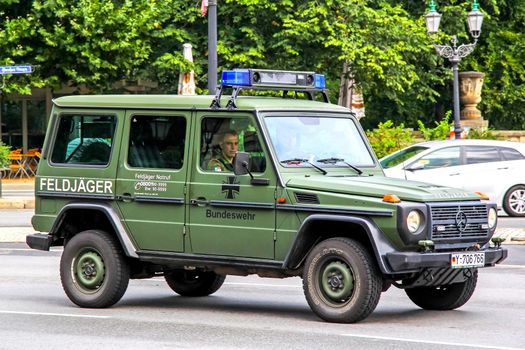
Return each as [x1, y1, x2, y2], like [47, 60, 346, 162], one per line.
[0, 178, 523, 244]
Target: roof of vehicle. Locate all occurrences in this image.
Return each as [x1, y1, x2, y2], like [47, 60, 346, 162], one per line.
[405, 139, 525, 150]
[53, 94, 350, 112]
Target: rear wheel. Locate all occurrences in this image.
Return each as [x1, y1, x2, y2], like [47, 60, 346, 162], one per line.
[405, 269, 478, 310]
[302, 237, 382, 323]
[503, 185, 525, 217]
[164, 270, 225, 297]
[60, 230, 130, 308]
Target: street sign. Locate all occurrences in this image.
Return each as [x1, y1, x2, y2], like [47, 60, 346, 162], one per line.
[0, 65, 32, 75]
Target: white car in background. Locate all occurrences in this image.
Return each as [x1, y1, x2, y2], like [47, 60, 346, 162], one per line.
[380, 139, 525, 217]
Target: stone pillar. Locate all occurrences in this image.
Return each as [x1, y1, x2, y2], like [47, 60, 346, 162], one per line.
[459, 71, 488, 131]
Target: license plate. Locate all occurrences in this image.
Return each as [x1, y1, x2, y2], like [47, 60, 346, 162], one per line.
[451, 252, 485, 269]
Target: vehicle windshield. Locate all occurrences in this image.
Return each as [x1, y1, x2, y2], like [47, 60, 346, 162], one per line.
[264, 115, 375, 168]
[380, 145, 428, 169]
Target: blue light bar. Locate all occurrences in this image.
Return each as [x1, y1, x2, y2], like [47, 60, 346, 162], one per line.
[221, 69, 251, 86]
[314, 74, 326, 89]
[220, 69, 326, 90]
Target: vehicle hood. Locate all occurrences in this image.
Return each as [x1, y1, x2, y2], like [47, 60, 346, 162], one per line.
[285, 175, 481, 202]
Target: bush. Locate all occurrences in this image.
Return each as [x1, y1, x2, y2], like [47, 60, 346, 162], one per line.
[0, 142, 10, 169]
[366, 120, 415, 159]
[467, 128, 499, 140]
[417, 111, 453, 141]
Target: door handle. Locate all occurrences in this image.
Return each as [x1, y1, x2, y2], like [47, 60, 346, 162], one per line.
[449, 173, 460, 176]
[118, 193, 134, 202]
[497, 167, 508, 170]
[190, 197, 209, 207]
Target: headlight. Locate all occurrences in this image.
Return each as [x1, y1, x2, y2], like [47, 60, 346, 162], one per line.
[407, 210, 421, 234]
[488, 207, 497, 229]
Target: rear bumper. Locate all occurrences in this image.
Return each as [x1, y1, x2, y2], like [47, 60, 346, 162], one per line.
[26, 233, 53, 251]
[385, 247, 507, 273]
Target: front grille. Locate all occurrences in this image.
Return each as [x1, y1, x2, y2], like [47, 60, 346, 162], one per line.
[429, 203, 489, 241]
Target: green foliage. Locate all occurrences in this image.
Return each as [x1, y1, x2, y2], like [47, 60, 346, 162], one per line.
[0, 142, 10, 169]
[467, 128, 499, 140]
[0, 1, 522, 131]
[417, 111, 453, 141]
[366, 120, 415, 159]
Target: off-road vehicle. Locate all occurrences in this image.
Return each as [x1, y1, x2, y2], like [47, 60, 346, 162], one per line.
[27, 69, 507, 323]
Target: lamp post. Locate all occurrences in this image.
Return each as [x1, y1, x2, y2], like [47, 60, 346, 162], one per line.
[208, 0, 218, 94]
[425, 0, 484, 140]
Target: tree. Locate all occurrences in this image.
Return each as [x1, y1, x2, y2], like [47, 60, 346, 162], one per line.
[0, 1, 522, 130]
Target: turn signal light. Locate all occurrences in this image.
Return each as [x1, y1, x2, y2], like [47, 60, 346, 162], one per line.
[277, 197, 286, 204]
[475, 192, 490, 200]
[383, 194, 401, 203]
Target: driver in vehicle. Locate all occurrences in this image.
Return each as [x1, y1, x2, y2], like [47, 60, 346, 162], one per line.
[207, 129, 239, 172]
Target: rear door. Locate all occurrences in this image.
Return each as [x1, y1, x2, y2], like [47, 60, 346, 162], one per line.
[115, 110, 190, 252]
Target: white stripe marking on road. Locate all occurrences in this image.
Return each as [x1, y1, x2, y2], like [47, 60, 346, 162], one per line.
[341, 333, 524, 350]
[0, 310, 110, 319]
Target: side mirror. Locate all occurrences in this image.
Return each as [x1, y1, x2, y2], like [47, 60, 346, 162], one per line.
[233, 152, 250, 176]
[406, 162, 425, 172]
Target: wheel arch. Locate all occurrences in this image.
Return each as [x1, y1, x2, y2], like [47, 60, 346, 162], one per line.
[282, 214, 396, 274]
[50, 202, 138, 258]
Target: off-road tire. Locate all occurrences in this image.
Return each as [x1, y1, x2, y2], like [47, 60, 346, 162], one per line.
[164, 270, 226, 297]
[405, 269, 478, 310]
[302, 237, 382, 323]
[60, 230, 130, 308]
[503, 185, 525, 217]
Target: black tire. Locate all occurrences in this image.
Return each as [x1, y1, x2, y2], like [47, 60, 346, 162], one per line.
[164, 270, 225, 297]
[503, 185, 525, 217]
[302, 237, 382, 323]
[60, 230, 130, 308]
[405, 269, 478, 310]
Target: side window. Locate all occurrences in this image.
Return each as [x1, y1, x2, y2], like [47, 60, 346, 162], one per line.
[500, 147, 525, 161]
[200, 117, 266, 173]
[51, 114, 116, 165]
[465, 146, 500, 165]
[128, 115, 186, 169]
[412, 146, 460, 169]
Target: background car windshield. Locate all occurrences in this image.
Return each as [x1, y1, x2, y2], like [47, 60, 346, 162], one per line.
[380, 146, 428, 169]
[264, 116, 374, 167]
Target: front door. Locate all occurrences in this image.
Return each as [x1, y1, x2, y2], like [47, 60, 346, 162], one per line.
[115, 111, 190, 252]
[187, 113, 277, 259]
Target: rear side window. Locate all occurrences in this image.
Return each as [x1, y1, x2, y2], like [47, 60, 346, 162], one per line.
[500, 147, 525, 161]
[128, 115, 186, 169]
[465, 146, 500, 165]
[51, 114, 116, 165]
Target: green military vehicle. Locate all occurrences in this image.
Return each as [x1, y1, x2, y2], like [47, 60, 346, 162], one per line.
[27, 69, 506, 323]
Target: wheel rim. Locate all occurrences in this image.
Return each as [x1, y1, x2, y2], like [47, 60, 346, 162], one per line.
[319, 260, 354, 305]
[509, 189, 525, 214]
[72, 249, 106, 293]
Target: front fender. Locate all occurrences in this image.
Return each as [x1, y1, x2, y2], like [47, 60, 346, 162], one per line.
[282, 214, 398, 274]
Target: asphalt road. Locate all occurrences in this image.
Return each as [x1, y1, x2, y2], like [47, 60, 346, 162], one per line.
[0, 244, 524, 350]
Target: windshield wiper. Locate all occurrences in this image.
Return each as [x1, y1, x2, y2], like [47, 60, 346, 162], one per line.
[280, 158, 327, 175]
[316, 157, 363, 175]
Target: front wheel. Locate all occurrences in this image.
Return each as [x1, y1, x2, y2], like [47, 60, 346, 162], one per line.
[503, 185, 525, 217]
[302, 237, 382, 323]
[60, 230, 130, 308]
[164, 270, 225, 297]
[405, 269, 478, 310]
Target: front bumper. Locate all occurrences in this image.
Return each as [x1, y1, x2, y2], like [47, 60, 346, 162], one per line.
[26, 233, 53, 251]
[385, 247, 507, 273]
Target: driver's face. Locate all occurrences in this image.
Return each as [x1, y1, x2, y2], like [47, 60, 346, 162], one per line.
[221, 133, 239, 160]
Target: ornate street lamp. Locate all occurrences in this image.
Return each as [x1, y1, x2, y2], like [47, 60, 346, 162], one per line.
[425, 0, 484, 139]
